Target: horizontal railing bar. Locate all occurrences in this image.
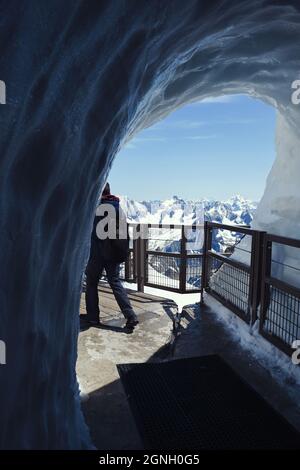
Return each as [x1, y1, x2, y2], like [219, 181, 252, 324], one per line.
[146, 250, 182, 258]
[267, 233, 300, 249]
[144, 282, 182, 293]
[146, 251, 202, 259]
[206, 221, 255, 235]
[128, 223, 204, 230]
[208, 250, 251, 273]
[271, 259, 300, 272]
[234, 246, 252, 254]
[265, 276, 300, 299]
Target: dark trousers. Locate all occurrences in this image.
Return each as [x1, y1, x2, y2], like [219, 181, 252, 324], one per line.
[85, 243, 136, 323]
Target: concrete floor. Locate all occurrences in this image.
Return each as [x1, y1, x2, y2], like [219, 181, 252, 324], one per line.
[77, 284, 300, 449]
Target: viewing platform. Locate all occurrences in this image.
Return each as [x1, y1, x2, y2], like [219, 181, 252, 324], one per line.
[77, 284, 300, 450]
[77, 222, 300, 449]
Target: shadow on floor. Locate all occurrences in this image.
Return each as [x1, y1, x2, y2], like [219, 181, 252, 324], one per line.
[81, 378, 143, 450]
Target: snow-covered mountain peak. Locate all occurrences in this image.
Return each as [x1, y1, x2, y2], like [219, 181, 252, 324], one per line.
[119, 194, 257, 228]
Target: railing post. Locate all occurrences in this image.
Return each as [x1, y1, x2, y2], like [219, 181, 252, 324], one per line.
[259, 236, 272, 333]
[248, 230, 266, 325]
[133, 238, 138, 283]
[200, 221, 212, 304]
[124, 255, 130, 282]
[143, 225, 148, 290]
[179, 225, 187, 293]
[124, 223, 130, 282]
[135, 224, 145, 293]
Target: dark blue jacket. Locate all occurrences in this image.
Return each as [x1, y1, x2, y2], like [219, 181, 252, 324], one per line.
[91, 195, 129, 263]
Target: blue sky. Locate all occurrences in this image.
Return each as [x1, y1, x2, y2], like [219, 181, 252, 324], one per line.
[109, 95, 276, 202]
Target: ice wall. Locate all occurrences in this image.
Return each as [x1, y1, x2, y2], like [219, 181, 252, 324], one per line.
[254, 113, 300, 238]
[0, 0, 299, 449]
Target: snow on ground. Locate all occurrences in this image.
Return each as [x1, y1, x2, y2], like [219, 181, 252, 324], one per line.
[123, 281, 200, 313]
[205, 294, 300, 390]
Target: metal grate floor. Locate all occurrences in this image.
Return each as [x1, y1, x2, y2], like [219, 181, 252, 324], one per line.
[118, 355, 300, 450]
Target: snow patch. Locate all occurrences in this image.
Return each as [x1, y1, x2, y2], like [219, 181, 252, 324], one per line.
[205, 295, 300, 391]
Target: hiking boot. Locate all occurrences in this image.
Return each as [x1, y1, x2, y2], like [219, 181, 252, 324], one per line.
[125, 318, 139, 331]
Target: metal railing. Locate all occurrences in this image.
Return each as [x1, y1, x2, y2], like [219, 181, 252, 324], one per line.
[118, 221, 300, 358]
[201, 221, 265, 324]
[200, 221, 300, 357]
[120, 223, 203, 294]
[259, 233, 300, 355]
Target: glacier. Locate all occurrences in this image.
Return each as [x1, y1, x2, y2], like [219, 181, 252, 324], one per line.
[0, 0, 300, 449]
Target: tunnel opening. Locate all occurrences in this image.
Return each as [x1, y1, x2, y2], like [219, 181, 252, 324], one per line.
[105, 93, 276, 304]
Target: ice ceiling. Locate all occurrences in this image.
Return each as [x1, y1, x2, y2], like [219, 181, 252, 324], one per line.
[0, 0, 299, 449]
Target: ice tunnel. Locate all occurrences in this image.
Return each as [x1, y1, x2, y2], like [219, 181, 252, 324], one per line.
[0, 0, 300, 449]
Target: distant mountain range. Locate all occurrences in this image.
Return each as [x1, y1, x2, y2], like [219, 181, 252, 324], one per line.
[120, 194, 257, 253]
[120, 194, 256, 226]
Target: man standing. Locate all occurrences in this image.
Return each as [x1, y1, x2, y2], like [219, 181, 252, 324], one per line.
[84, 183, 138, 332]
